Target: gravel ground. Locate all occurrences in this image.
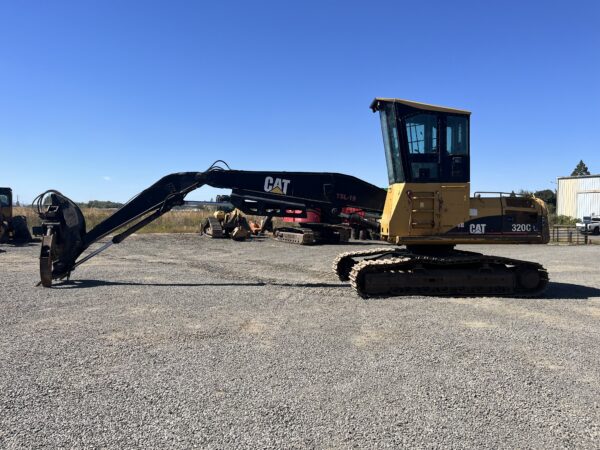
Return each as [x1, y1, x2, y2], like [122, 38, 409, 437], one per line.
[587, 233, 600, 244]
[1, 235, 600, 449]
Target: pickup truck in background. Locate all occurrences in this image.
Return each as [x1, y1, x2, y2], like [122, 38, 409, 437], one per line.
[576, 216, 600, 235]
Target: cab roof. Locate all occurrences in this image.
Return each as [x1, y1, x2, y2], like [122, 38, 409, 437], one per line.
[370, 98, 471, 116]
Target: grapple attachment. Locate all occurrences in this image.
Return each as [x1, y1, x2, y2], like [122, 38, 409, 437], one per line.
[34, 191, 87, 286]
[33, 171, 207, 287]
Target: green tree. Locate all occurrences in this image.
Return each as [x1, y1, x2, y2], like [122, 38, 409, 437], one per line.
[533, 189, 556, 206]
[571, 160, 590, 176]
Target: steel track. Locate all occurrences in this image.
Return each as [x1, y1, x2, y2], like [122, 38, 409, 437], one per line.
[347, 252, 548, 298]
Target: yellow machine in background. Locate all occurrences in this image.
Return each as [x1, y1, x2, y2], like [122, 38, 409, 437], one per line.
[334, 99, 549, 297]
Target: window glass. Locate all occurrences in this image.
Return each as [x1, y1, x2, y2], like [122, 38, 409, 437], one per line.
[405, 114, 438, 154]
[0, 194, 9, 207]
[411, 162, 438, 180]
[379, 105, 404, 183]
[446, 116, 469, 155]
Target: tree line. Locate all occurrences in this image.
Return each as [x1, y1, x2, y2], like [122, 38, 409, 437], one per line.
[76, 200, 125, 209]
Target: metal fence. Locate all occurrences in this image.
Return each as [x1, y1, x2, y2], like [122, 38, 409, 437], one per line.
[550, 226, 589, 244]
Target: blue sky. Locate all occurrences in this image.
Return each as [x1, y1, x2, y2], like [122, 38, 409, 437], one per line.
[1, 0, 598, 203]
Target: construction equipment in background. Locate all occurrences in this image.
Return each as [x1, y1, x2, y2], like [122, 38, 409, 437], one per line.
[276, 207, 379, 244]
[200, 205, 371, 245]
[33, 99, 550, 298]
[189, 193, 372, 245]
[197, 183, 383, 245]
[272, 222, 352, 245]
[201, 206, 364, 245]
[200, 209, 252, 241]
[0, 187, 32, 244]
[340, 207, 380, 240]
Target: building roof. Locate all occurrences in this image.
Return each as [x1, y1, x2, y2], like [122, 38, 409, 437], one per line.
[557, 174, 600, 180]
[370, 98, 471, 115]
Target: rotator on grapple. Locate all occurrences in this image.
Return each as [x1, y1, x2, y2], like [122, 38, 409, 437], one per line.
[34, 99, 550, 298]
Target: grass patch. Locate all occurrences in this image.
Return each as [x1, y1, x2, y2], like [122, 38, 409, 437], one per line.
[14, 207, 211, 234]
[13, 207, 285, 234]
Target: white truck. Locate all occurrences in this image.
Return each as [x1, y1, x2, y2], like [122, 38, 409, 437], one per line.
[576, 215, 600, 235]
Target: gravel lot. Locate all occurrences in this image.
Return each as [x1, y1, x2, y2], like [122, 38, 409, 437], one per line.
[1, 235, 600, 448]
[587, 233, 600, 244]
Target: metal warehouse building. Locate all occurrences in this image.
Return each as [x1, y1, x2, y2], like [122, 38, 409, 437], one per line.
[557, 174, 600, 219]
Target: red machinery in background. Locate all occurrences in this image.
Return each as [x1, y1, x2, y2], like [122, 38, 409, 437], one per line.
[283, 207, 378, 240]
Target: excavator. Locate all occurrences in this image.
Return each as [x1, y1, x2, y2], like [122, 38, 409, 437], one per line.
[1, 187, 32, 244]
[34, 99, 550, 297]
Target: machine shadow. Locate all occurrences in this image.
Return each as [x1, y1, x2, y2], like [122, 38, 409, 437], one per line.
[49, 280, 600, 300]
[340, 241, 391, 246]
[1, 240, 40, 248]
[542, 282, 600, 300]
[51, 279, 348, 289]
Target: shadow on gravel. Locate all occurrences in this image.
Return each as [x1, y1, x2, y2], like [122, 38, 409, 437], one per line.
[51, 280, 348, 289]
[343, 241, 393, 246]
[0, 240, 41, 247]
[542, 282, 600, 300]
[48, 279, 599, 299]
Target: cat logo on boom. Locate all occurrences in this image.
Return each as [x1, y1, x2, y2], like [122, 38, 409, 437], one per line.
[264, 176, 290, 195]
[469, 223, 487, 234]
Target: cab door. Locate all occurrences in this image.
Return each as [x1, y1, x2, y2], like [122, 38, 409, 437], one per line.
[441, 115, 469, 182]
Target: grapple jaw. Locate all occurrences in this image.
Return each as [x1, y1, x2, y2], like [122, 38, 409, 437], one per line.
[35, 191, 87, 286]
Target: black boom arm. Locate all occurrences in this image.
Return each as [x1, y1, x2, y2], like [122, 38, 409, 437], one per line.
[35, 162, 386, 286]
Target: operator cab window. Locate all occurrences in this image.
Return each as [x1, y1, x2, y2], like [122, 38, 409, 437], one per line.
[406, 114, 438, 154]
[379, 103, 405, 184]
[0, 194, 9, 207]
[375, 100, 471, 184]
[446, 116, 469, 155]
[405, 113, 439, 180]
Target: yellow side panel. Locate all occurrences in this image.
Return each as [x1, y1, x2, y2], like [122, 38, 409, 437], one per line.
[468, 197, 504, 222]
[381, 182, 470, 243]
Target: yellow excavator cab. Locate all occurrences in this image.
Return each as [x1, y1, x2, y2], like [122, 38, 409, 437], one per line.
[371, 98, 548, 246]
